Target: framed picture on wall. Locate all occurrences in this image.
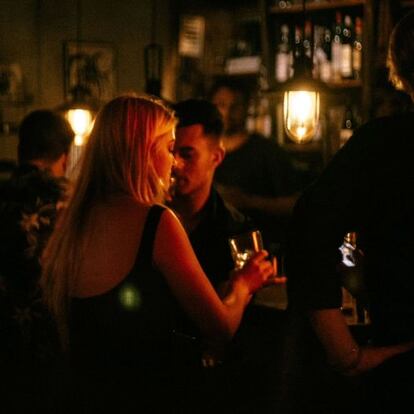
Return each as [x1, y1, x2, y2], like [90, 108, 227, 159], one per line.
[64, 41, 116, 103]
[0, 63, 24, 102]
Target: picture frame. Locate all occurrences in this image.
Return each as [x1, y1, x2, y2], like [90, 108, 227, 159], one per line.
[0, 63, 24, 102]
[64, 41, 116, 103]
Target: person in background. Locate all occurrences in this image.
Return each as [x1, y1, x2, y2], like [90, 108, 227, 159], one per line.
[209, 77, 300, 251]
[171, 98, 287, 413]
[41, 94, 274, 412]
[0, 109, 74, 411]
[287, 10, 414, 413]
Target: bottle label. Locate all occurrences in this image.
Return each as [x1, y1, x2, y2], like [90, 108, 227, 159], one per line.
[320, 61, 331, 82]
[331, 42, 342, 80]
[341, 44, 353, 78]
[353, 49, 361, 73]
[275, 52, 290, 82]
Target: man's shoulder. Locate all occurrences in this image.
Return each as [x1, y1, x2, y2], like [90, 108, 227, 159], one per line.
[354, 112, 413, 139]
[0, 165, 68, 218]
[246, 133, 293, 160]
[211, 189, 254, 234]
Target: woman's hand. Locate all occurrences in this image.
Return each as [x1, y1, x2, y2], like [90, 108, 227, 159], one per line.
[230, 250, 275, 295]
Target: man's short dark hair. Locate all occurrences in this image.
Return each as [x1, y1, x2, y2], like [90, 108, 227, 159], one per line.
[207, 77, 252, 106]
[18, 110, 74, 164]
[173, 99, 224, 137]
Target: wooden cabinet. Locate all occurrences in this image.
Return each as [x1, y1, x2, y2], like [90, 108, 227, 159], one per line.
[174, 1, 414, 176]
[257, 0, 375, 175]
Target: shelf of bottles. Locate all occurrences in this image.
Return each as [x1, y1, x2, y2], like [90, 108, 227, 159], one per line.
[268, 0, 365, 154]
[273, 7, 363, 86]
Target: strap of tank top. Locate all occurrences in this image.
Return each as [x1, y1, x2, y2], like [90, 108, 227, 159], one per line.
[136, 204, 166, 264]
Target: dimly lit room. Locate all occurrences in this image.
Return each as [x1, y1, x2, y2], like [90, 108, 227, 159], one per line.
[1, 1, 414, 413]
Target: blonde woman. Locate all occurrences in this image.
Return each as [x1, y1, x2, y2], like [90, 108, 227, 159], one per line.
[41, 95, 274, 411]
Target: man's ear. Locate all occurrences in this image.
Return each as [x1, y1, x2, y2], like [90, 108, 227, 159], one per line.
[61, 153, 68, 173]
[212, 145, 225, 167]
[50, 153, 69, 177]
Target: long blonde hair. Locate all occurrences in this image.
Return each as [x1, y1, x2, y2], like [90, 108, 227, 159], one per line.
[41, 94, 176, 347]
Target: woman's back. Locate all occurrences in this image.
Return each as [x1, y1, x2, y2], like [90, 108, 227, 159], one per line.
[71, 197, 184, 364]
[42, 95, 274, 413]
[68, 200, 191, 411]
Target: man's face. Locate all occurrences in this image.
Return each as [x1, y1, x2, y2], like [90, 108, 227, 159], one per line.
[211, 87, 246, 135]
[172, 124, 223, 198]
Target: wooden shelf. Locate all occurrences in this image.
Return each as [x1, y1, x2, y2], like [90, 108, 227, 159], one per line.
[327, 79, 362, 88]
[269, 0, 365, 14]
[283, 141, 323, 153]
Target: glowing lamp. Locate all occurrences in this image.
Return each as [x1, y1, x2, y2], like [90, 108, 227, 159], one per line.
[66, 108, 93, 146]
[283, 88, 320, 144]
[281, 0, 327, 144]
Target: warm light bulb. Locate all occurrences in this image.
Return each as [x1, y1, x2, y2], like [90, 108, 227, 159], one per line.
[284, 90, 320, 144]
[67, 109, 93, 146]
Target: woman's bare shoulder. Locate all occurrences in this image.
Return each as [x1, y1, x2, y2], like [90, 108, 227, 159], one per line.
[72, 197, 155, 298]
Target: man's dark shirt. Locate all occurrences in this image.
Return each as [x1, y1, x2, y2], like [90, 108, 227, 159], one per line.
[188, 187, 254, 288]
[287, 112, 414, 345]
[214, 133, 300, 247]
[0, 164, 67, 364]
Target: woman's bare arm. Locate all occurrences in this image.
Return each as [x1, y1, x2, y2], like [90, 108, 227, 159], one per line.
[153, 208, 274, 342]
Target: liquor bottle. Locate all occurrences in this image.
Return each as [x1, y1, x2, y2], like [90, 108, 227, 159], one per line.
[294, 24, 303, 61]
[246, 97, 256, 133]
[353, 16, 363, 80]
[314, 25, 331, 82]
[303, 19, 313, 60]
[255, 96, 272, 138]
[331, 11, 343, 82]
[275, 24, 292, 82]
[339, 105, 356, 147]
[341, 15, 354, 79]
[293, 24, 312, 78]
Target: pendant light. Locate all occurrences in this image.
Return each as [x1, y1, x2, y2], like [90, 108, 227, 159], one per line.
[283, 0, 325, 144]
[59, 0, 95, 147]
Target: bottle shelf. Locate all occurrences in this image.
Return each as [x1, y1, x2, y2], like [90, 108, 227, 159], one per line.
[327, 79, 362, 88]
[269, 78, 361, 95]
[269, 0, 365, 15]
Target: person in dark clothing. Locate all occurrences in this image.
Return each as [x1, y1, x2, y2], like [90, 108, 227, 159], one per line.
[287, 11, 414, 413]
[171, 98, 286, 413]
[0, 109, 73, 411]
[209, 78, 300, 249]
[170, 98, 255, 289]
[41, 95, 274, 412]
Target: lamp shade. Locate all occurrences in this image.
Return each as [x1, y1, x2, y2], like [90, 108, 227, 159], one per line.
[281, 65, 328, 144]
[283, 81, 320, 144]
[58, 85, 97, 146]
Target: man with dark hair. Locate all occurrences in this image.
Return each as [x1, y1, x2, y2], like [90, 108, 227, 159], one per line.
[170, 99, 285, 413]
[170, 98, 254, 288]
[0, 110, 74, 411]
[17, 109, 73, 175]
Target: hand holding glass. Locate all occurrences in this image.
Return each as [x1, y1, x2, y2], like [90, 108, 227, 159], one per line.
[229, 230, 264, 270]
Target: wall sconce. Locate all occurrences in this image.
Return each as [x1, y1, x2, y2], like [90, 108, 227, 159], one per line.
[66, 107, 93, 146]
[60, 85, 96, 147]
